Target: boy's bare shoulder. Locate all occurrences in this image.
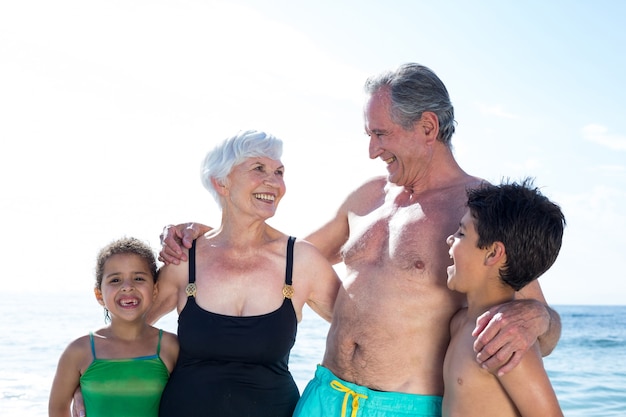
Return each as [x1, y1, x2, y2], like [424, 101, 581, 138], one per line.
[449, 307, 468, 334]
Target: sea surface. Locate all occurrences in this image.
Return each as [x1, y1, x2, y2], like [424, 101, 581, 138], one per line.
[1, 292, 624, 416]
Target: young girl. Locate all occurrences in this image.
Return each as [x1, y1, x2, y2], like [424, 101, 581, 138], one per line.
[49, 237, 179, 417]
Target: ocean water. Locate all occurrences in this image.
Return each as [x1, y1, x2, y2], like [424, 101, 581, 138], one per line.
[1, 292, 624, 417]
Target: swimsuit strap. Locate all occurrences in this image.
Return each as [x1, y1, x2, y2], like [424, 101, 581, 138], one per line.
[189, 239, 197, 284]
[156, 328, 163, 355]
[89, 332, 97, 359]
[282, 236, 296, 299]
[187, 237, 295, 298]
[285, 236, 295, 285]
[185, 239, 198, 298]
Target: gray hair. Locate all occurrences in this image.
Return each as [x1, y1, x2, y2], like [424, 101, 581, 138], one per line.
[201, 130, 283, 207]
[364, 63, 456, 146]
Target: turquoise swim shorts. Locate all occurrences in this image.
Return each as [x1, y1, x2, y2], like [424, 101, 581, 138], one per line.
[293, 365, 442, 417]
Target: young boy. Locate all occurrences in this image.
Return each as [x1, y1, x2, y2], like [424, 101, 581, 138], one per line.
[443, 178, 565, 417]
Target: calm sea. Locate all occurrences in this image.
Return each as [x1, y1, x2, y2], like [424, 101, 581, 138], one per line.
[1, 292, 624, 416]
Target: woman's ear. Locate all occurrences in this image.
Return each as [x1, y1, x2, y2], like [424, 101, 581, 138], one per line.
[211, 177, 228, 196]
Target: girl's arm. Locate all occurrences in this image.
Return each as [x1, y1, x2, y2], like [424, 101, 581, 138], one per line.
[49, 338, 88, 417]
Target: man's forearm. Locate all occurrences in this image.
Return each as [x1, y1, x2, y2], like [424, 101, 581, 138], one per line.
[538, 306, 561, 356]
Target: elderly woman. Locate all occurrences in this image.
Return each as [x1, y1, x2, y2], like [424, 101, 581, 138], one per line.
[151, 130, 340, 417]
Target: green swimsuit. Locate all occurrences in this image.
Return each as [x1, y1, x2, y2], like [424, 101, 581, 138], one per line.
[79, 329, 170, 417]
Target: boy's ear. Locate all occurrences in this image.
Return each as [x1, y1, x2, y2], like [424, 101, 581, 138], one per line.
[484, 241, 506, 265]
[153, 281, 159, 300]
[94, 288, 105, 306]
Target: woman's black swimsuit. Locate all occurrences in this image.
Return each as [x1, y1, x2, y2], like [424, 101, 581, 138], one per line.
[159, 237, 300, 417]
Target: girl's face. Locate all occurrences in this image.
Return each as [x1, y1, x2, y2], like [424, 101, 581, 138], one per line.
[222, 156, 286, 219]
[95, 253, 157, 322]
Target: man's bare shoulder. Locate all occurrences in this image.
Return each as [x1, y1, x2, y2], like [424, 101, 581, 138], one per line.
[450, 174, 487, 193]
[352, 175, 388, 195]
[428, 174, 486, 205]
[342, 175, 388, 213]
[466, 175, 489, 189]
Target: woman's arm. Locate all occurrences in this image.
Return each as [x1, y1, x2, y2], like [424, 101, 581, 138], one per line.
[147, 261, 188, 324]
[293, 240, 341, 322]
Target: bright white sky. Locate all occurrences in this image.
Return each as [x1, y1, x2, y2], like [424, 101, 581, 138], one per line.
[1, 0, 624, 305]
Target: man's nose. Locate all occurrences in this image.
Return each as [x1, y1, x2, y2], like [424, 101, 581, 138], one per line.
[368, 134, 382, 159]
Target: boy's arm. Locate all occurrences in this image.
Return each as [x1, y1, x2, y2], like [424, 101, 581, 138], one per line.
[498, 343, 564, 417]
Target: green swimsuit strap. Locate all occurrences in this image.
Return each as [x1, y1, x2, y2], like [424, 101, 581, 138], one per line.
[88, 330, 162, 358]
[157, 329, 163, 356]
[89, 332, 97, 359]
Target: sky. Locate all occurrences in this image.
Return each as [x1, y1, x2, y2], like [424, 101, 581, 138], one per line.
[1, 0, 625, 305]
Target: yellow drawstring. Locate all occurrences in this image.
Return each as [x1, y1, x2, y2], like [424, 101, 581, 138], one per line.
[330, 380, 368, 417]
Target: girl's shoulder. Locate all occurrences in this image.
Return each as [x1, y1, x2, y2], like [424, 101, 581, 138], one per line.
[66, 331, 97, 351]
[150, 326, 177, 347]
[159, 328, 178, 342]
[155, 327, 179, 372]
[57, 332, 97, 371]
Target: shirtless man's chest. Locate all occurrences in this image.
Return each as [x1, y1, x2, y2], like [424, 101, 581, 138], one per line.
[322, 181, 475, 394]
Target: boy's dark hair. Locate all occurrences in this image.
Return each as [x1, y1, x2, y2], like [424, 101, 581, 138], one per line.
[467, 178, 566, 291]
